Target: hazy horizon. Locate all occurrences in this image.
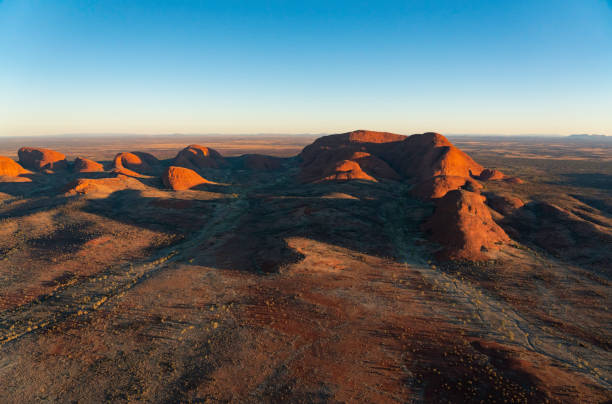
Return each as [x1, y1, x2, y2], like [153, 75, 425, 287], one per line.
[1, 0, 611, 136]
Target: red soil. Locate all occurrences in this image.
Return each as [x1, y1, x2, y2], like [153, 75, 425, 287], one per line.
[423, 189, 510, 260]
[162, 166, 215, 191]
[73, 157, 104, 173]
[18, 147, 68, 171]
[174, 145, 226, 170]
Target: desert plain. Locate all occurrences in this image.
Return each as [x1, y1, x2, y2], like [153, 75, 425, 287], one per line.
[0, 131, 610, 403]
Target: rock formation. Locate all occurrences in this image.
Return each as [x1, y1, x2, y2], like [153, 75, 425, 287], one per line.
[18, 147, 67, 171]
[477, 168, 505, 181]
[423, 189, 510, 260]
[113, 152, 160, 175]
[74, 157, 104, 173]
[0, 156, 31, 177]
[64, 175, 146, 196]
[485, 193, 525, 216]
[299, 130, 487, 198]
[162, 166, 215, 191]
[173, 145, 226, 170]
[411, 175, 482, 200]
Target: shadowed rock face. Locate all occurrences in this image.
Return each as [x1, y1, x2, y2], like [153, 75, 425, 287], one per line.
[423, 189, 510, 260]
[73, 157, 104, 173]
[0, 156, 31, 177]
[162, 166, 214, 191]
[299, 130, 487, 199]
[174, 145, 226, 170]
[485, 193, 524, 216]
[18, 147, 67, 171]
[113, 152, 160, 175]
[240, 154, 283, 171]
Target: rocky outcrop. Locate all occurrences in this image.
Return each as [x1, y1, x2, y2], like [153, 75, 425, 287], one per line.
[423, 190, 510, 260]
[74, 157, 104, 173]
[0, 156, 31, 177]
[18, 147, 67, 171]
[162, 166, 215, 191]
[64, 176, 146, 196]
[113, 152, 160, 175]
[173, 145, 226, 170]
[299, 130, 485, 191]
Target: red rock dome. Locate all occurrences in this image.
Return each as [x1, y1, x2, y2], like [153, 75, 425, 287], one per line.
[0, 156, 31, 177]
[423, 189, 510, 261]
[18, 147, 67, 171]
[162, 166, 215, 191]
[173, 145, 226, 170]
[74, 157, 104, 173]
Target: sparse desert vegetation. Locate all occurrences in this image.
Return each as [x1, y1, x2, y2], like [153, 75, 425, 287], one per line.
[0, 132, 610, 403]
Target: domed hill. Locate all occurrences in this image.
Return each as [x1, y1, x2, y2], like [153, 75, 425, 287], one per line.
[73, 157, 104, 173]
[162, 166, 216, 191]
[423, 189, 510, 261]
[63, 175, 146, 196]
[113, 152, 160, 175]
[173, 145, 226, 170]
[0, 156, 31, 177]
[18, 147, 68, 171]
[299, 130, 486, 193]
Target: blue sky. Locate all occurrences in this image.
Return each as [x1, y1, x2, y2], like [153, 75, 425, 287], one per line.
[1, 0, 611, 136]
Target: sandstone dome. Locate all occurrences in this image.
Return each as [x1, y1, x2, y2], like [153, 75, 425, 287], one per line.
[113, 152, 160, 175]
[162, 166, 215, 191]
[74, 157, 104, 173]
[423, 189, 510, 261]
[173, 145, 226, 170]
[0, 156, 31, 177]
[298, 130, 485, 187]
[18, 147, 68, 171]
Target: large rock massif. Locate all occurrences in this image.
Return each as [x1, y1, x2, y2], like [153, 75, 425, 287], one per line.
[299, 130, 494, 199]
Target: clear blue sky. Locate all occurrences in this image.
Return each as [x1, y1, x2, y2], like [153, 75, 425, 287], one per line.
[1, 0, 611, 136]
